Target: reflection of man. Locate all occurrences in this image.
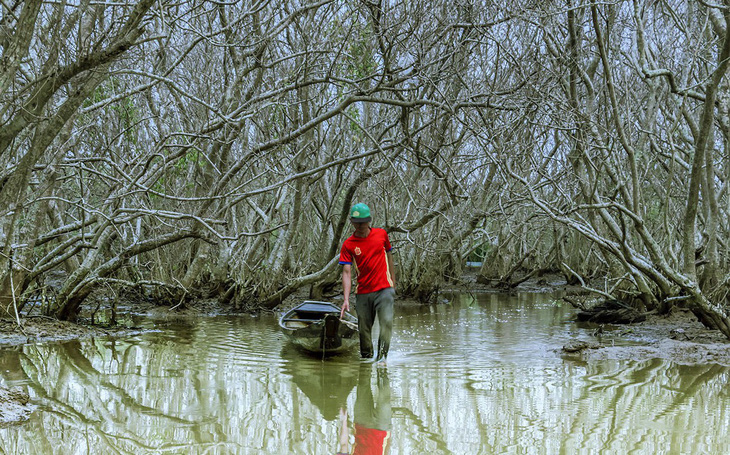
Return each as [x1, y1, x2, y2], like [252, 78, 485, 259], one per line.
[354, 365, 391, 455]
[337, 365, 392, 455]
[339, 203, 396, 365]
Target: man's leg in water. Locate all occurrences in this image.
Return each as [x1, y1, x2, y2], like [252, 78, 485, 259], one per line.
[355, 292, 376, 358]
[374, 288, 395, 363]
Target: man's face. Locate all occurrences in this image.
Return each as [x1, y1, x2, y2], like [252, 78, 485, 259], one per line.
[351, 221, 369, 230]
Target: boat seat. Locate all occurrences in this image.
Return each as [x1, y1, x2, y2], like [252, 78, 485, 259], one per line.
[281, 317, 329, 323]
[285, 321, 308, 328]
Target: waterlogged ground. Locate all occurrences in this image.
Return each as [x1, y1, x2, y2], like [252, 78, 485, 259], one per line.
[0, 293, 729, 453]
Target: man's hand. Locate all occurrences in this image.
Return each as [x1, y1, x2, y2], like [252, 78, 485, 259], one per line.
[340, 299, 350, 318]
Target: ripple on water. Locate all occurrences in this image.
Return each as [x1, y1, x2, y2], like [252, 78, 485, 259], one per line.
[3, 295, 730, 454]
[159, 316, 289, 370]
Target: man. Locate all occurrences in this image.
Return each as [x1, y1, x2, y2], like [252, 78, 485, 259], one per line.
[339, 203, 396, 364]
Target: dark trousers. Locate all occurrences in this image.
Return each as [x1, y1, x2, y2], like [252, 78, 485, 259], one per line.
[355, 287, 394, 359]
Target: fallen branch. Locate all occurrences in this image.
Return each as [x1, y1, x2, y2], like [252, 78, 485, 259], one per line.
[562, 262, 617, 301]
[260, 255, 341, 309]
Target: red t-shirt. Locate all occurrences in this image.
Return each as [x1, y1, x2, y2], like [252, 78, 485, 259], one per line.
[339, 228, 393, 294]
[352, 424, 390, 455]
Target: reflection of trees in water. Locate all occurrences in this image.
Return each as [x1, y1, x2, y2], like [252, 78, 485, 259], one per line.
[0, 333, 275, 452]
[557, 360, 730, 452]
[9, 339, 229, 453]
[0, 324, 729, 452]
[392, 359, 730, 453]
[0, 319, 356, 453]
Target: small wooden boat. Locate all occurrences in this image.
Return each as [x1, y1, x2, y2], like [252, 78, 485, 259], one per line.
[279, 301, 359, 354]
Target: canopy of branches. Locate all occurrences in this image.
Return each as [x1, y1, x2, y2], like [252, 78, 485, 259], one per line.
[2, 1, 730, 336]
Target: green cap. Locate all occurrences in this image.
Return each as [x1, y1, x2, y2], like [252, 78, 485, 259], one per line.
[349, 203, 372, 222]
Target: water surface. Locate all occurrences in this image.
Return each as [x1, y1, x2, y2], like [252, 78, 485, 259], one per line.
[0, 293, 728, 454]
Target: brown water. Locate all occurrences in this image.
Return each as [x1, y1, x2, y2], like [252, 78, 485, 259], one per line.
[0, 292, 729, 454]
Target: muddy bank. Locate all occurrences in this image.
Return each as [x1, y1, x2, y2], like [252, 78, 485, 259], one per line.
[0, 317, 149, 347]
[0, 317, 110, 346]
[582, 337, 730, 365]
[571, 307, 730, 366]
[455, 274, 730, 365]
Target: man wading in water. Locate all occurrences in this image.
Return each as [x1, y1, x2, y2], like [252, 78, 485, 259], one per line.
[339, 203, 396, 366]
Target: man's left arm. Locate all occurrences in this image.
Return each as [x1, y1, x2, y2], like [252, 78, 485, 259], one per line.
[386, 250, 396, 289]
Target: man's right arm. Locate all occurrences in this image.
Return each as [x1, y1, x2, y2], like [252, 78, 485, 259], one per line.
[341, 264, 352, 315]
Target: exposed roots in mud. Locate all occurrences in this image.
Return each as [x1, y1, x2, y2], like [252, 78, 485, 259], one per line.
[574, 299, 647, 324]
